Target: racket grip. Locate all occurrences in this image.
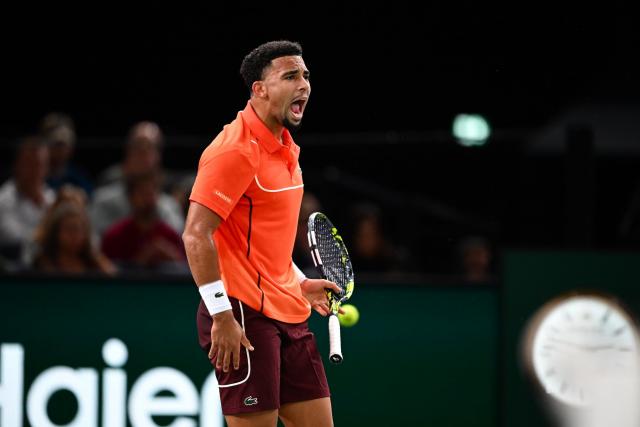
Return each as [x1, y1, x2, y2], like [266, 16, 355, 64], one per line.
[328, 314, 343, 364]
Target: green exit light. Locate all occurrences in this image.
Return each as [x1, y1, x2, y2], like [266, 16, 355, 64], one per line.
[452, 114, 491, 146]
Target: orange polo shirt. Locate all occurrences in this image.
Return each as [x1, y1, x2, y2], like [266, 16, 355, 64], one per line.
[189, 101, 309, 323]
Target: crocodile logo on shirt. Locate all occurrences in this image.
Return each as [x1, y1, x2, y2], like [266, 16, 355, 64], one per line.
[244, 396, 258, 406]
[215, 292, 224, 298]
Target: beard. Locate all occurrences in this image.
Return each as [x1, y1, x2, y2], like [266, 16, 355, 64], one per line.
[283, 116, 303, 133]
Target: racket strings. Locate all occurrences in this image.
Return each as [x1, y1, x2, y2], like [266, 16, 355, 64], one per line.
[313, 218, 350, 294]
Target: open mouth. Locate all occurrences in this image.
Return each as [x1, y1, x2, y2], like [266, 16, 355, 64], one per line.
[290, 99, 306, 118]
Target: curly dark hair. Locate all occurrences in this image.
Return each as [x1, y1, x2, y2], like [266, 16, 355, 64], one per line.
[240, 40, 303, 91]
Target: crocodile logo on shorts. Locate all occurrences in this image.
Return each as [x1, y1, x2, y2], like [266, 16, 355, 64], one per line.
[244, 396, 258, 406]
[214, 292, 224, 298]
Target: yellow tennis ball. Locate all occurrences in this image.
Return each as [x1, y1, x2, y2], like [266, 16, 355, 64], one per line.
[338, 304, 359, 327]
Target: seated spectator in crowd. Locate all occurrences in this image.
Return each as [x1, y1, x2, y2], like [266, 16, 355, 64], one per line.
[98, 121, 163, 186]
[101, 171, 186, 272]
[0, 137, 55, 264]
[47, 184, 89, 210]
[456, 236, 494, 283]
[91, 121, 184, 236]
[169, 172, 196, 219]
[40, 112, 93, 196]
[292, 192, 322, 277]
[24, 184, 91, 266]
[348, 202, 408, 274]
[33, 201, 116, 275]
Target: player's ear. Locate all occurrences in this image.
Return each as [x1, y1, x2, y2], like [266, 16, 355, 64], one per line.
[252, 81, 267, 98]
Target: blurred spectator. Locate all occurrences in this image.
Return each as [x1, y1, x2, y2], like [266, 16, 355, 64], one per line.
[348, 202, 407, 273]
[456, 236, 494, 283]
[33, 201, 116, 275]
[39, 112, 93, 196]
[90, 121, 184, 236]
[98, 121, 164, 186]
[293, 192, 322, 277]
[24, 184, 91, 266]
[169, 172, 196, 219]
[0, 137, 54, 264]
[101, 171, 186, 272]
[46, 184, 88, 210]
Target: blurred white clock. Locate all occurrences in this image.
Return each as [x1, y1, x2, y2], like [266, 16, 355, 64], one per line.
[522, 292, 640, 408]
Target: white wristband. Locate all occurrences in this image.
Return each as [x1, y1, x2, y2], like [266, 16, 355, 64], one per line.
[199, 280, 232, 315]
[293, 262, 307, 284]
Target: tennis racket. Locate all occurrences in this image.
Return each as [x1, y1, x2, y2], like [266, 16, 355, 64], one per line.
[307, 212, 355, 364]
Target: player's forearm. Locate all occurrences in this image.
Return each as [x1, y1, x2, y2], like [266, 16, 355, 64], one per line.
[184, 233, 233, 317]
[182, 232, 221, 285]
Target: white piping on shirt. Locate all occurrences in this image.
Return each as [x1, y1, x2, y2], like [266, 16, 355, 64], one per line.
[254, 175, 304, 193]
[250, 139, 303, 192]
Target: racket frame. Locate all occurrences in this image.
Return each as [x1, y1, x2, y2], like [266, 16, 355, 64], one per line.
[307, 212, 354, 364]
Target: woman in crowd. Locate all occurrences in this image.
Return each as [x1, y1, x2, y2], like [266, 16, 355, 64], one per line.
[33, 200, 116, 275]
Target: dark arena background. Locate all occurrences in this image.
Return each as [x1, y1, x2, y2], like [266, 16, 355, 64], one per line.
[1, 3, 640, 426]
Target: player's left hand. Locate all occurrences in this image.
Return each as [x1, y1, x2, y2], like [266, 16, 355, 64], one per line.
[301, 279, 345, 316]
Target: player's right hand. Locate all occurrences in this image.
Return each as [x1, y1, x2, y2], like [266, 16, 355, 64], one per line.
[209, 310, 254, 372]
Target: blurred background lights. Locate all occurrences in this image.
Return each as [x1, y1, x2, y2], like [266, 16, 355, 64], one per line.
[452, 114, 491, 146]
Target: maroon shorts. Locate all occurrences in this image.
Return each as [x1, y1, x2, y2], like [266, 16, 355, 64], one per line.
[197, 297, 330, 415]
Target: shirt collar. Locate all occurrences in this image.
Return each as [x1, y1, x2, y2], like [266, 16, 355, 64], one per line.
[241, 101, 298, 156]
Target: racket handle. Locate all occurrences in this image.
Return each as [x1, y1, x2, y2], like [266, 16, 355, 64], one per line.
[328, 314, 343, 364]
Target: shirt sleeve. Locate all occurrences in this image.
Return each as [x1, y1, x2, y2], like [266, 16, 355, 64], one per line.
[189, 145, 258, 220]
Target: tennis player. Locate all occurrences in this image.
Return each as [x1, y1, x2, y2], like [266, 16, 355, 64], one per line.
[183, 41, 339, 426]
